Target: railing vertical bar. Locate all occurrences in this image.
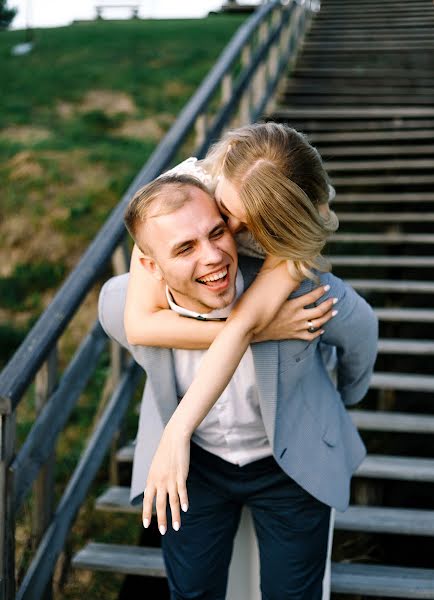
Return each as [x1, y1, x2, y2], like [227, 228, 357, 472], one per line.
[0, 413, 16, 600]
[221, 74, 233, 106]
[195, 114, 208, 149]
[240, 45, 253, 125]
[32, 348, 58, 548]
[32, 348, 58, 599]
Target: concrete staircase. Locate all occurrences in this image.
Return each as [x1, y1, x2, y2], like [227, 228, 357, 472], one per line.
[73, 0, 434, 597]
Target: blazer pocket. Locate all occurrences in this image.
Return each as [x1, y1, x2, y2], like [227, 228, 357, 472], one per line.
[322, 418, 339, 447]
[278, 341, 315, 375]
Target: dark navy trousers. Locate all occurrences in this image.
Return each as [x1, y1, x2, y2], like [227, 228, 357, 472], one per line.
[161, 442, 331, 600]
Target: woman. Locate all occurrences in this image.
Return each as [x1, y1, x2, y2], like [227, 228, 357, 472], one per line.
[124, 122, 339, 533]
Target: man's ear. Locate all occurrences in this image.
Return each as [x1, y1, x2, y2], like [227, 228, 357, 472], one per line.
[139, 255, 164, 281]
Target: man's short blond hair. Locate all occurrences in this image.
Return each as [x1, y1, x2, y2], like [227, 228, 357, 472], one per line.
[124, 174, 210, 254]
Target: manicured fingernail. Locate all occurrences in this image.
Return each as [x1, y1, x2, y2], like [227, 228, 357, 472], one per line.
[332, 310, 338, 317]
[143, 518, 149, 529]
[320, 330, 325, 334]
[159, 525, 166, 536]
[324, 285, 330, 291]
[182, 503, 188, 513]
[173, 521, 180, 531]
[333, 297, 338, 304]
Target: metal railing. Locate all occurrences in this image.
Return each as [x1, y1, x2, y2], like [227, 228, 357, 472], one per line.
[0, 2, 316, 598]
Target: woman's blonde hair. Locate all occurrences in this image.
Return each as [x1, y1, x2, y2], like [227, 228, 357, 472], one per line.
[202, 122, 338, 279]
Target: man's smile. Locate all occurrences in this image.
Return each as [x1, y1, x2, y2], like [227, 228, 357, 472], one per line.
[197, 266, 229, 289]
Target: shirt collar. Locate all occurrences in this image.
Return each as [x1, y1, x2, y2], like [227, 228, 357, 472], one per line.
[166, 270, 244, 321]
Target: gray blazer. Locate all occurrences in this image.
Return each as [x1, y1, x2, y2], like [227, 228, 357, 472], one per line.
[98, 257, 378, 511]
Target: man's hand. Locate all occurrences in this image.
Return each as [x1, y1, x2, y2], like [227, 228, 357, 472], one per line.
[142, 423, 190, 535]
[254, 284, 338, 342]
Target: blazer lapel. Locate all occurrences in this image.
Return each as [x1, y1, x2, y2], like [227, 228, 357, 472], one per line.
[252, 341, 278, 447]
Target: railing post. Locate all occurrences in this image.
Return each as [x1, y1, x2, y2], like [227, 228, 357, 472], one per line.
[240, 45, 252, 125]
[32, 348, 58, 549]
[0, 412, 16, 600]
[32, 347, 58, 600]
[254, 21, 269, 110]
[268, 9, 281, 81]
[195, 115, 208, 149]
[221, 74, 233, 106]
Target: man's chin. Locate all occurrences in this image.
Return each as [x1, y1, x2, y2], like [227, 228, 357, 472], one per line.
[198, 284, 236, 312]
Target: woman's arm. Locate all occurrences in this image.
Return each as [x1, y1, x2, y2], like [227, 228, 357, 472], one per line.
[142, 259, 332, 534]
[125, 246, 334, 349]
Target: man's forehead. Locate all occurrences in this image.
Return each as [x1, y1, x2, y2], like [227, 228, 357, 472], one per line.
[148, 192, 222, 242]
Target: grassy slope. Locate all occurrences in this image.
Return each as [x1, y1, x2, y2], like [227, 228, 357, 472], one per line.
[0, 16, 245, 365]
[0, 16, 245, 599]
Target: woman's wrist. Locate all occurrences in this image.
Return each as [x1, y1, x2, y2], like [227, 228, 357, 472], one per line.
[166, 411, 194, 440]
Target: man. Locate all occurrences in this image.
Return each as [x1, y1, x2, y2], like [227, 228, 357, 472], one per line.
[99, 174, 378, 599]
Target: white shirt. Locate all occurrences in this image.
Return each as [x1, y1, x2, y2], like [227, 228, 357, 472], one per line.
[166, 271, 272, 466]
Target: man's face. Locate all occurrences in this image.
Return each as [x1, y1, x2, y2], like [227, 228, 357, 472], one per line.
[140, 186, 238, 313]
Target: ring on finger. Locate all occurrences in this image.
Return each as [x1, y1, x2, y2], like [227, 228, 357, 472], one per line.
[307, 320, 317, 333]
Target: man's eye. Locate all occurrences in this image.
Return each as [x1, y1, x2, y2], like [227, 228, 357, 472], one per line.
[177, 246, 192, 255]
[211, 228, 225, 238]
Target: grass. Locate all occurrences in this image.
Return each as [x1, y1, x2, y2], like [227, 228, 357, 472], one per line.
[0, 14, 246, 599]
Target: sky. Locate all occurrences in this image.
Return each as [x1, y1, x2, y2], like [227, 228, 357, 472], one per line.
[11, 0, 260, 30]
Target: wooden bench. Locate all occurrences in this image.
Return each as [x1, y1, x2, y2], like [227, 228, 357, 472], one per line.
[95, 4, 139, 19]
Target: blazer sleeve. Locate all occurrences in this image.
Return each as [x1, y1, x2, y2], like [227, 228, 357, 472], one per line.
[98, 273, 130, 349]
[318, 272, 378, 406]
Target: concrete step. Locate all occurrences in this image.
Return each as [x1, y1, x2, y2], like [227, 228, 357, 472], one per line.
[284, 95, 434, 107]
[116, 441, 135, 463]
[331, 562, 434, 598]
[272, 107, 434, 119]
[348, 279, 434, 294]
[327, 158, 434, 172]
[350, 410, 434, 434]
[310, 131, 434, 144]
[330, 256, 434, 267]
[356, 455, 434, 482]
[72, 542, 166, 577]
[337, 213, 434, 222]
[377, 339, 434, 355]
[319, 145, 434, 158]
[332, 193, 434, 204]
[370, 372, 434, 393]
[96, 486, 136, 513]
[293, 68, 434, 79]
[374, 308, 434, 323]
[330, 233, 434, 244]
[331, 175, 434, 186]
[335, 505, 434, 536]
[72, 543, 434, 596]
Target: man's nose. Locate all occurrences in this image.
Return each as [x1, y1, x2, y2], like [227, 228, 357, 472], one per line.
[202, 240, 223, 264]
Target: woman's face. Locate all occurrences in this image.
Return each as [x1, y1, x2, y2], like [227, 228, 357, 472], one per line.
[214, 175, 247, 235]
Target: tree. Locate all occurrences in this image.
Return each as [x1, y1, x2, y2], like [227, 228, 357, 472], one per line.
[0, 0, 17, 30]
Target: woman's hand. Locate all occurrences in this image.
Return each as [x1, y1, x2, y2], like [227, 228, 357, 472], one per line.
[255, 284, 337, 343]
[142, 422, 190, 535]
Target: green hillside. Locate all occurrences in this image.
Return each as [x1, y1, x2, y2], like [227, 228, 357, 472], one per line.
[0, 16, 245, 366]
